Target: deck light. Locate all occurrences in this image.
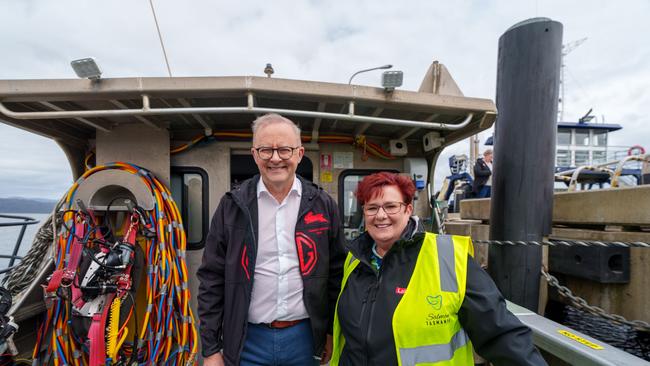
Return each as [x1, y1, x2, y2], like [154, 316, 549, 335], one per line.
[71, 58, 102, 80]
[348, 64, 392, 85]
[382, 70, 403, 92]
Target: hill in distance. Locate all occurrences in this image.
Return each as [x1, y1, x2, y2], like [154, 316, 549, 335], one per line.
[0, 197, 57, 214]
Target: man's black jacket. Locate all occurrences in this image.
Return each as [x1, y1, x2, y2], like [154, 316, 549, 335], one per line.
[472, 157, 492, 195]
[197, 175, 346, 365]
[336, 218, 547, 365]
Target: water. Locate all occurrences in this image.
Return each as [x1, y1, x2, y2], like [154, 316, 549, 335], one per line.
[0, 213, 49, 271]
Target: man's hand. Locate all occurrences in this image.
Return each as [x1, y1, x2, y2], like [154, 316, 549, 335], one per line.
[204, 352, 225, 366]
[320, 334, 333, 364]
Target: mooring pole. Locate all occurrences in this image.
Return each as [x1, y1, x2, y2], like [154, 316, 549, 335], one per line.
[489, 18, 562, 311]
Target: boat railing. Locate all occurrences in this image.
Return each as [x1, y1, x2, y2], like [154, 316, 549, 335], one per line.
[507, 301, 649, 365]
[0, 214, 40, 275]
[586, 146, 646, 168]
[555, 153, 649, 190]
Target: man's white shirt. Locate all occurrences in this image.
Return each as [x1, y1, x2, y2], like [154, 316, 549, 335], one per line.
[247, 176, 309, 323]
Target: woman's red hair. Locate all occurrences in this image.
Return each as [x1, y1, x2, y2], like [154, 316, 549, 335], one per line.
[355, 172, 416, 205]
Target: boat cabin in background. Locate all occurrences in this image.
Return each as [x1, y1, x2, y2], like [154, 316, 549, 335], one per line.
[0, 61, 496, 336]
[555, 119, 622, 169]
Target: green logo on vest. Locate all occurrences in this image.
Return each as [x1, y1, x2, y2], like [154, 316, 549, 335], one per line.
[425, 295, 451, 326]
[426, 295, 442, 310]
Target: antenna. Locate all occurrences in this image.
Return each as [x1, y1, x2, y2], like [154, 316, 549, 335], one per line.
[559, 37, 587, 122]
[149, 0, 173, 77]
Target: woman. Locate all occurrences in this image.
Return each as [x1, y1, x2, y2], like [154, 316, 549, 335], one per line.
[331, 172, 546, 366]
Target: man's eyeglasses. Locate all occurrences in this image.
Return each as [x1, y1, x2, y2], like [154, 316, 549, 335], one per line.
[363, 202, 407, 216]
[254, 146, 300, 160]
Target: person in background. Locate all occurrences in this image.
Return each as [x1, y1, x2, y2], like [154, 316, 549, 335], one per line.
[330, 172, 546, 366]
[198, 113, 346, 366]
[472, 149, 493, 198]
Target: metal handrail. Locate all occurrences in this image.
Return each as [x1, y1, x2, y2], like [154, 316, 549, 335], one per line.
[611, 154, 650, 187]
[0, 94, 475, 131]
[0, 214, 40, 273]
[555, 154, 649, 189]
[507, 301, 648, 365]
[565, 165, 615, 191]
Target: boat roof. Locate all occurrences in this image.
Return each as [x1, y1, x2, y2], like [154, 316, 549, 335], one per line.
[557, 121, 622, 132]
[485, 119, 623, 145]
[0, 64, 496, 150]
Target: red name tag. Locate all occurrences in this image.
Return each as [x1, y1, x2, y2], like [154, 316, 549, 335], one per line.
[395, 287, 406, 295]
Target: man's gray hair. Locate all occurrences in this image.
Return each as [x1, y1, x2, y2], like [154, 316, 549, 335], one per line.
[483, 149, 493, 157]
[251, 113, 302, 146]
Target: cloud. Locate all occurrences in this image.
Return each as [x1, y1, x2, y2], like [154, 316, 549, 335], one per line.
[0, 125, 72, 199]
[1, 0, 649, 198]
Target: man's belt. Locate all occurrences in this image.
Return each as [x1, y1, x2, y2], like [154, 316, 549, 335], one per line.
[264, 319, 304, 329]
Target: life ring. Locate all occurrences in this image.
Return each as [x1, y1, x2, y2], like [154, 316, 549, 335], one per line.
[627, 145, 645, 156]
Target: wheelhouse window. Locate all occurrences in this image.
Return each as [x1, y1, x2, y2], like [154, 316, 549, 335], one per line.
[592, 150, 607, 164]
[171, 167, 209, 250]
[556, 150, 571, 167]
[557, 128, 572, 145]
[574, 150, 589, 166]
[593, 130, 608, 146]
[575, 130, 590, 146]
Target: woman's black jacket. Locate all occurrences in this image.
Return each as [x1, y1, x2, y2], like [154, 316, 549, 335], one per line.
[335, 218, 547, 365]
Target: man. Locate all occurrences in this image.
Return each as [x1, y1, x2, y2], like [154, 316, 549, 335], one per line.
[198, 113, 346, 366]
[472, 149, 493, 198]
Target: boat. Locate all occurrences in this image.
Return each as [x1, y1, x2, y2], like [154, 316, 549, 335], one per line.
[481, 110, 647, 192]
[1, 21, 648, 366]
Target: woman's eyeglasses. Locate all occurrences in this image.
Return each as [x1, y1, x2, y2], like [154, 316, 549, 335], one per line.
[363, 202, 407, 216]
[254, 146, 300, 160]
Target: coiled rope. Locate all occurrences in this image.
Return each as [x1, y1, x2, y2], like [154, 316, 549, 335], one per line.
[33, 162, 197, 366]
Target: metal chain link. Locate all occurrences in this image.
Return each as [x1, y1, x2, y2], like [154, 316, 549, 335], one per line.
[473, 239, 650, 248]
[541, 268, 650, 332]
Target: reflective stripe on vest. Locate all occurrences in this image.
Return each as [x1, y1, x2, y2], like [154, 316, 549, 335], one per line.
[399, 328, 470, 365]
[436, 235, 458, 292]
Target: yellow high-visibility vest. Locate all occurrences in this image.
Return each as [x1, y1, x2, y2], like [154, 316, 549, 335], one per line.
[331, 233, 475, 366]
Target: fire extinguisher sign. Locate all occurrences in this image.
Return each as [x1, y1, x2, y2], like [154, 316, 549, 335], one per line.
[321, 154, 332, 170]
[320, 153, 332, 183]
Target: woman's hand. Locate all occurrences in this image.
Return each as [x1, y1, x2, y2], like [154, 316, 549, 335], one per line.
[320, 334, 333, 364]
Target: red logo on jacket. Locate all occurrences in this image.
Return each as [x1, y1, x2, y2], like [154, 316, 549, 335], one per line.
[295, 232, 318, 275]
[241, 246, 250, 280]
[304, 211, 328, 225]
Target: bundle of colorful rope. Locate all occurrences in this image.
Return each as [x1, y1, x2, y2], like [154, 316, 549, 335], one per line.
[33, 162, 197, 366]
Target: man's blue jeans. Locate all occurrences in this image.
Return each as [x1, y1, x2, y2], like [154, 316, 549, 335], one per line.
[240, 320, 319, 366]
[479, 185, 491, 198]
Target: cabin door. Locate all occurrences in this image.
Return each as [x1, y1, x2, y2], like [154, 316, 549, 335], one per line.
[230, 155, 314, 188]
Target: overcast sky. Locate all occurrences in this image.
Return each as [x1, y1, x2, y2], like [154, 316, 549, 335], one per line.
[1, 0, 649, 199]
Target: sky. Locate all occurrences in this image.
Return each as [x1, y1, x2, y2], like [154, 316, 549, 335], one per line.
[0, 0, 649, 199]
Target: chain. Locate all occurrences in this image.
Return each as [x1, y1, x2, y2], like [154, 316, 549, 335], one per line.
[541, 268, 650, 332]
[473, 239, 650, 248]
[475, 237, 650, 330]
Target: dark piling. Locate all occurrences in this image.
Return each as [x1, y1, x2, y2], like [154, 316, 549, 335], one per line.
[489, 18, 563, 311]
